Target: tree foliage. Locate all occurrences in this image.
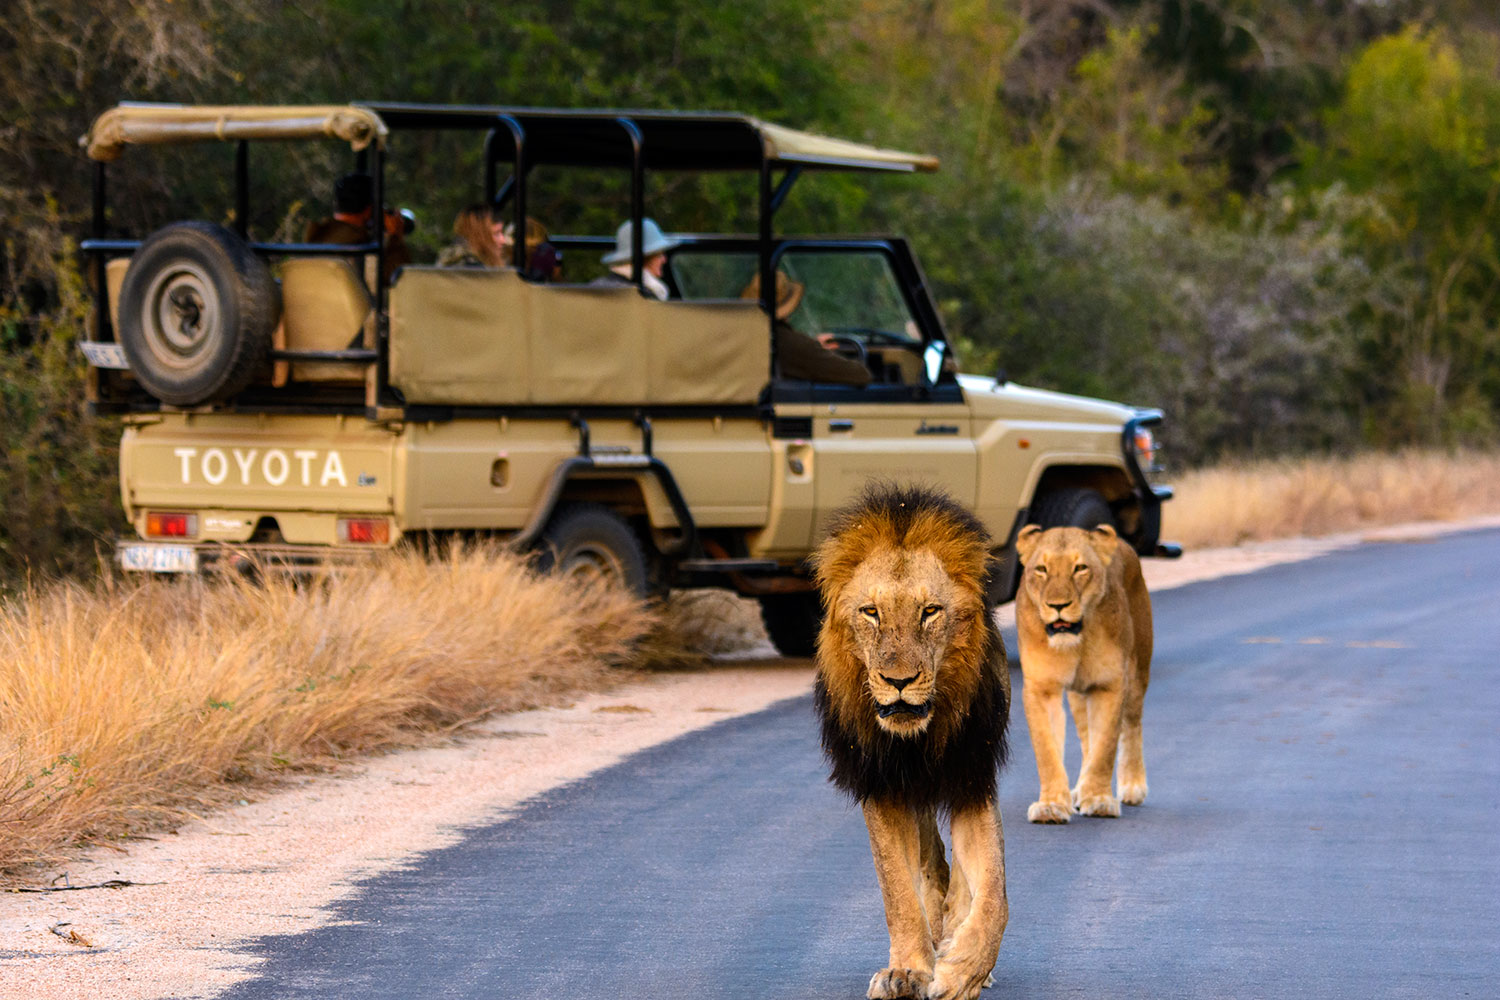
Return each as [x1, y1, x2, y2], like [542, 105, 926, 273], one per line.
[2, 0, 1500, 577]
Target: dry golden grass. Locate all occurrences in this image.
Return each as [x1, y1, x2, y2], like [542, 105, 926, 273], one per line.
[1163, 449, 1500, 549]
[8, 449, 1494, 879]
[0, 545, 657, 878]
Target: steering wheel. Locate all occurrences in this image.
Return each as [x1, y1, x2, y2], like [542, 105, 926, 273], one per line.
[822, 334, 869, 368]
[825, 325, 915, 347]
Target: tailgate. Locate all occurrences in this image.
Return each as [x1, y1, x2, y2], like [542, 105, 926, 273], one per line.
[121, 413, 398, 517]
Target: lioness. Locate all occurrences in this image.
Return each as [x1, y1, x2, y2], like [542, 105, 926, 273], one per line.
[813, 484, 1009, 1000]
[1015, 523, 1152, 823]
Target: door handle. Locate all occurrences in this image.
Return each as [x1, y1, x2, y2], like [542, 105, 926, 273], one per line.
[829, 419, 854, 432]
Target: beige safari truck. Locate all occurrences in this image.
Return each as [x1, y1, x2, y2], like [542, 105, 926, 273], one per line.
[79, 102, 1176, 655]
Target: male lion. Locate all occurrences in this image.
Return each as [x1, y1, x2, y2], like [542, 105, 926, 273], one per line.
[1014, 523, 1153, 824]
[812, 484, 1009, 1000]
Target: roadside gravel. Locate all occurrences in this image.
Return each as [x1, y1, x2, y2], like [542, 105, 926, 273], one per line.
[5, 513, 1497, 1000]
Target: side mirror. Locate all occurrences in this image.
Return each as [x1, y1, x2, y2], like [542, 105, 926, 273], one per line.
[923, 340, 948, 384]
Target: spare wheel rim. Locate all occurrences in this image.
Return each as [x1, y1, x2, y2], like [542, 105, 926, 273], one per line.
[140, 262, 222, 371]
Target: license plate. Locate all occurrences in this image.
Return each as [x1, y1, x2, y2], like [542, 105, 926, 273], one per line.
[80, 341, 130, 369]
[119, 543, 200, 573]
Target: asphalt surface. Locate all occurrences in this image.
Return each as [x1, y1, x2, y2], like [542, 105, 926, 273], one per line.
[221, 529, 1500, 1000]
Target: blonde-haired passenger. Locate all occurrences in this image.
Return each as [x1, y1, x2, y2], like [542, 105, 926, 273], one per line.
[505, 217, 562, 282]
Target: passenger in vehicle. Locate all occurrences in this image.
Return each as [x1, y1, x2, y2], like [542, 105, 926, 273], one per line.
[594, 218, 680, 299]
[436, 203, 506, 267]
[742, 271, 870, 387]
[507, 217, 563, 282]
[305, 172, 412, 281]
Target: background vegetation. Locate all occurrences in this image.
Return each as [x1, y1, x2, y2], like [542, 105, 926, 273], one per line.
[3, 0, 1500, 579]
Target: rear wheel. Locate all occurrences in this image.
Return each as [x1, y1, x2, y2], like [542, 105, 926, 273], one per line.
[117, 221, 279, 405]
[1032, 487, 1114, 531]
[757, 591, 823, 658]
[537, 503, 649, 599]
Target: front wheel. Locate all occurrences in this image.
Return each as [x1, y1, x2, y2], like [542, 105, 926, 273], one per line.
[757, 591, 823, 658]
[1031, 487, 1113, 531]
[536, 503, 649, 599]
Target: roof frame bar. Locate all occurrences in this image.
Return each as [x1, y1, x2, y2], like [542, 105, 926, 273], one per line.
[617, 117, 646, 284]
[769, 167, 801, 216]
[494, 115, 527, 270]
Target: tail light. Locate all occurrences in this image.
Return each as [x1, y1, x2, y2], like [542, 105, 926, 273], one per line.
[146, 512, 197, 538]
[337, 517, 390, 545]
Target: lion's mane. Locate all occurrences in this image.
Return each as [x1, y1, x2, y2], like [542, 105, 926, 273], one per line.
[812, 483, 1009, 813]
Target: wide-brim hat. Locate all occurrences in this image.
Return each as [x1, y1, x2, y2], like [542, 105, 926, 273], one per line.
[601, 217, 682, 265]
[740, 270, 805, 321]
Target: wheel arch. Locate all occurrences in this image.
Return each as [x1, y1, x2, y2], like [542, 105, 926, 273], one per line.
[508, 459, 695, 558]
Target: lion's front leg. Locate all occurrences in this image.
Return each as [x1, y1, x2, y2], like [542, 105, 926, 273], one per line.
[862, 799, 935, 999]
[1022, 677, 1071, 823]
[929, 802, 1007, 1000]
[1067, 689, 1091, 764]
[1072, 682, 1125, 817]
[917, 809, 950, 947]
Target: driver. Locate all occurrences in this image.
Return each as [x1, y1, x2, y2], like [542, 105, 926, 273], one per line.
[741, 271, 870, 386]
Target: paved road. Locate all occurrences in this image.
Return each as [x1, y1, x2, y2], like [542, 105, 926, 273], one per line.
[221, 529, 1500, 999]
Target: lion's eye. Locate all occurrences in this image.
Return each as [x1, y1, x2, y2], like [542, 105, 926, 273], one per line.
[860, 605, 879, 622]
[1033, 565, 1048, 576]
[1073, 564, 1089, 575]
[921, 604, 943, 622]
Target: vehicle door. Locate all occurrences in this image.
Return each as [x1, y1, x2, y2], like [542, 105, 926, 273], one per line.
[770, 243, 976, 544]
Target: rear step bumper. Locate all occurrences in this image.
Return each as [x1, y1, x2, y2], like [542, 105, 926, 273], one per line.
[117, 539, 381, 575]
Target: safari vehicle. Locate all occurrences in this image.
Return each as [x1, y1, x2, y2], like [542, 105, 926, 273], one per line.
[80, 102, 1176, 654]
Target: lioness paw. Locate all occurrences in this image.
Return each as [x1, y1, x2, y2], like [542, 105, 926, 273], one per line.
[1118, 781, 1148, 806]
[1027, 799, 1071, 824]
[1075, 792, 1121, 817]
[926, 960, 993, 1000]
[869, 966, 933, 999]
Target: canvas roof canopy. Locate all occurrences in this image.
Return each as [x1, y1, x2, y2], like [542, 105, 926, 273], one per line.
[83, 102, 938, 173]
[365, 104, 938, 172]
[83, 104, 388, 161]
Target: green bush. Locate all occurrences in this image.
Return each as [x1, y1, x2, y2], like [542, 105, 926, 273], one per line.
[0, 240, 125, 585]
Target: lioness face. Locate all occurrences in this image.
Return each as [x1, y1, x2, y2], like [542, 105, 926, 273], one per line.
[1017, 525, 1115, 649]
[840, 546, 962, 736]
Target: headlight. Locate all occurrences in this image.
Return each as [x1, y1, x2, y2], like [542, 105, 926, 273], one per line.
[1124, 412, 1168, 490]
[1131, 425, 1159, 472]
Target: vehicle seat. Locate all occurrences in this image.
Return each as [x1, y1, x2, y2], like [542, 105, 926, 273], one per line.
[105, 257, 131, 334]
[279, 257, 373, 382]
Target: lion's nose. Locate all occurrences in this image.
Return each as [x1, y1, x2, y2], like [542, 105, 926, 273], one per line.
[881, 674, 915, 691]
[1047, 601, 1071, 612]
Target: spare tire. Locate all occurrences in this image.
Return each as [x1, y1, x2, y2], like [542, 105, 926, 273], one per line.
[117, 222, 279, 405]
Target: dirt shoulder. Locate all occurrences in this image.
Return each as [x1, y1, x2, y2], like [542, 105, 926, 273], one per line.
[5, 514, 1498, 1000]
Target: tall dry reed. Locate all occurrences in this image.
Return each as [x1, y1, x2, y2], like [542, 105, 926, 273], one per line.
[1163, 449, 1500, 549]
[0, 546, 655, 876]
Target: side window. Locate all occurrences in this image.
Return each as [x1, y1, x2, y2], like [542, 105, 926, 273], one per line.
[668, 246, 936, 388]
[776, 249, 921, 346]
[669, 251, 758, 299]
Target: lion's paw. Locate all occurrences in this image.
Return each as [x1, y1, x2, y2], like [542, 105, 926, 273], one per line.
[868, 966, 932, 999]
[1118, 780, 1148, 806]
[1074, 792, 1121, 817]
[926, 959, 993, 1000]
[1027, 799, 1071, 824]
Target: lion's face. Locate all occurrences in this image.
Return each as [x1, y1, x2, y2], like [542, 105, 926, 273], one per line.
[1015, 525, 1117, 649]
[838, 546, 964, 736]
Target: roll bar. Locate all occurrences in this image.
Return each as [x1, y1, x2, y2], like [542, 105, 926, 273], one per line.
[81, 104, 940, 412]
